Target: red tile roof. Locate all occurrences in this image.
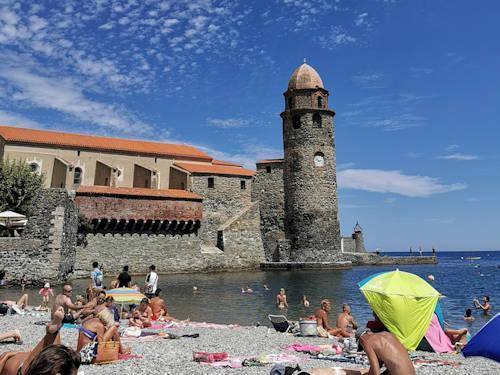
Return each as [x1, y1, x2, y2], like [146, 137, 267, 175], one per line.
[212, 159, 243, 167]
[174, 162, 255, 177]
[257, 159, 284, 164]
[76, 185, 202, 200]
[0, 126, 212, 161]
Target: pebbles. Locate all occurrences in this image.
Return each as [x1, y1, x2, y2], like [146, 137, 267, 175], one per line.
[1, 314, 499, 374]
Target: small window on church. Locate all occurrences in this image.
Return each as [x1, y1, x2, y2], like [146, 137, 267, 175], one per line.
[240, 180, 246, 190]
[292, 115, 301, 129]
[314, 152, 325, 168]
[288, 97, 292, 109]
[208, 177, 215, 188]
[313, 113, 322, 128]
[73, 167, 82, 185]
[30, 162, 40, 173]
[266, 166, 271, 173]
[317, 96, 323, 108]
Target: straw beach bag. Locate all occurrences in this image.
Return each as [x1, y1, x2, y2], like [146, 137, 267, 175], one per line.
[95, 341, 120, 364]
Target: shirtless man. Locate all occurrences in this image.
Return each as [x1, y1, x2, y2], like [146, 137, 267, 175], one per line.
[336, 304, 358, 337]
[360, 331, 416, 375]
[150, 289, 178, 322]
[314, 299, 343, 336]
[52, 285, 91, 323]
[0, 306, 65, 375]
[474, 296, 491, 315]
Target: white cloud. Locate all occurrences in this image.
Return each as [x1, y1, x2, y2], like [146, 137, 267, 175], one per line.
[446, 144, 459, 151]
[338, 169, 466, 197]
[0, 67, 152, 135]
[355, 13, 370, 28]
[353, 73, 384, 88]
[437, 153, 480, 161]
[207, 118, 248, 129]
[337, 162, 356, 170]
[318, 27, 357, 48]
[0, 110, 43, 129]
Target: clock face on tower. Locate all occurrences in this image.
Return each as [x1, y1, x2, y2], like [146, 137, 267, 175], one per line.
[314, 153, 325, 167]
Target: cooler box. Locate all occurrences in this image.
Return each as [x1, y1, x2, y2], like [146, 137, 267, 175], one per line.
[299, 319, 317, 336]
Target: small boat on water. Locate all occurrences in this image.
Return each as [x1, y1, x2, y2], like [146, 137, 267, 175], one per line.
[461, 256, 481, 261]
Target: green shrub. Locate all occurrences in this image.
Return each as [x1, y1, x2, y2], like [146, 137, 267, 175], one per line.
[0, 159, 44, 216]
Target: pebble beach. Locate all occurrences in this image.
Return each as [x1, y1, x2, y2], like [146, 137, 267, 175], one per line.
[1, 314, 499, 374]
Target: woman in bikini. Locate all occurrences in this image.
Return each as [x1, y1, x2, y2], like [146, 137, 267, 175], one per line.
[133, 298, 152, 328]
[276, 288, 288, 309]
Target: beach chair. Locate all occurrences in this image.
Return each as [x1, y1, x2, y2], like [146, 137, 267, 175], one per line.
[268, 314, 294, 333]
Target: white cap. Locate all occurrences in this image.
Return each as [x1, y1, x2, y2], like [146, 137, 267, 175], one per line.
[44, 282, 50, 288]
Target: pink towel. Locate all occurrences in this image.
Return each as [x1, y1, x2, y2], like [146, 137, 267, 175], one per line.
[286, 344, 323, 353]
[424, 314, 454, 353]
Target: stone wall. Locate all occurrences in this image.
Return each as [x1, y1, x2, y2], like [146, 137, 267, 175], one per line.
[0, 189, 78, 285]
[190, 174, 252, 245]
[281, 88, 341, 262]
[341, 237, 356, 253]
[342, 252, 438, 265]
[253, 161, 285, 261]
[74, 194, 202, 221]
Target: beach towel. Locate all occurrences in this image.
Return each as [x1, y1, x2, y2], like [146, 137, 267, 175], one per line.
[424, 314, 454, 353]
[286, 344, 323, 354]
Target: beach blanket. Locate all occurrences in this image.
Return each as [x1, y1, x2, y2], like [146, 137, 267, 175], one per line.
[200, 354, 305, 368]
[286, 344, 323, 354]
[413, 359, 461, 369]
[424, 314, 454, 353]
[151, 321, 240, 330]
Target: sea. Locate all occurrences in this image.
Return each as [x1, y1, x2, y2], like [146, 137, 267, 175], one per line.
[1, 251, 498, 334]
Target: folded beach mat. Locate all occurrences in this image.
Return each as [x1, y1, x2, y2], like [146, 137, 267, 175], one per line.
[463, 313, 500, 362]
[358, 270, 440, 350]
[424, 314, 454, 353]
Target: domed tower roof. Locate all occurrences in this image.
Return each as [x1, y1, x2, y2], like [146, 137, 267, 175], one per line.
[288, 63, 324, 90]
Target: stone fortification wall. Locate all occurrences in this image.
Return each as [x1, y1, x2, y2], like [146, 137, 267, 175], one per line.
[341, 237, 356, 253]
[0, 189, 78, 285]
[282, 108, 341, 261]
[75, 194, 202, 221]
[252, 161, 285, 261]
[342, 252, 437, 265]
[73, 202, 265, 277]
[190, 174, 253, 245]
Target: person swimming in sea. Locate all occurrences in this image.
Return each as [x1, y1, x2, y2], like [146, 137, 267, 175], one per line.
[301, 295, 310, 308]
[474, 296, 491, 315]
[276, 288, 288, 309]
[464, 308, 474, 322]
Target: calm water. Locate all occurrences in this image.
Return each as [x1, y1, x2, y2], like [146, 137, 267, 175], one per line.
[1, 251, 498, 333]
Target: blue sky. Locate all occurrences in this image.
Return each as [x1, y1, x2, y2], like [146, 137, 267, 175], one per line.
[0, 0, 498, 251]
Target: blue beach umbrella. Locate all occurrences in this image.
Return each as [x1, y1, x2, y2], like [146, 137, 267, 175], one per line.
[463, 313, 500, 362]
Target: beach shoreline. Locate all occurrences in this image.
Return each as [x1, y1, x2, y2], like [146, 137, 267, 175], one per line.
[0, 314, 498, 374]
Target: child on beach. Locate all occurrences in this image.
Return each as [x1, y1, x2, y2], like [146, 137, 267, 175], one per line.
[38, 283, 54, 309]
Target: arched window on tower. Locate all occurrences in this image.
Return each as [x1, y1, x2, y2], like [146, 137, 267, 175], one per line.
[292, 115, 301, 129]
[314, 152, 325, 168]
[288, 97, 293, 109]
[317, 96, 323, 108]
[73, 167, 82, 185]
[313, 113, 322, 128]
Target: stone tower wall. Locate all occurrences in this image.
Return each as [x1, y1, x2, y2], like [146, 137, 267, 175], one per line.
[252, 161, 285, 261]
[354, 231, 366, 253]
[282, 90, 341, 262]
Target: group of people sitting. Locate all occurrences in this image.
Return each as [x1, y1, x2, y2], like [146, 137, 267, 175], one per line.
[314, 299, 358, 338]
[0, 278, 186, 374]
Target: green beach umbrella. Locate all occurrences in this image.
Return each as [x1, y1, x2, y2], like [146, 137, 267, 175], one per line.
[358, 269, 440, 350]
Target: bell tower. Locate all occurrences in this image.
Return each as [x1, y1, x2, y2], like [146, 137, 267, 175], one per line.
[280, 63, 341, 261]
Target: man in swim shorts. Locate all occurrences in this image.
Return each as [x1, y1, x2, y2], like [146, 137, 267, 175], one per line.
[52, 285, 91, 323]
[336, 304, 358, 337]
[314, 299, 343, 336]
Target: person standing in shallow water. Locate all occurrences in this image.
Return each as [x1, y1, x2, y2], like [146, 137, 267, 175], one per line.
[276, 288, 288, 309]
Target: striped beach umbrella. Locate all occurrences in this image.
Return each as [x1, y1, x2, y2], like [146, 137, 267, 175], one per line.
[106, 288, 146, 304]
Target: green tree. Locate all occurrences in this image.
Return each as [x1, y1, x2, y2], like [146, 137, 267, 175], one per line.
[0, 159, 44, 215]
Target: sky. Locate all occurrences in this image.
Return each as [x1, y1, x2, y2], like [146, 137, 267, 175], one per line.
[0, 0, 498, 251]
